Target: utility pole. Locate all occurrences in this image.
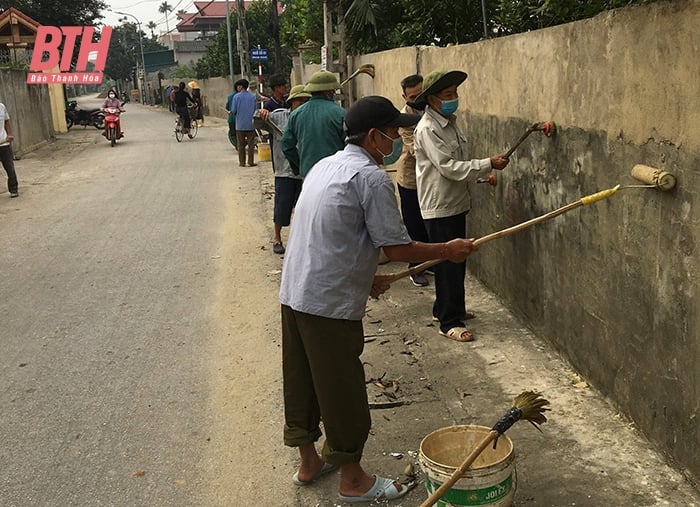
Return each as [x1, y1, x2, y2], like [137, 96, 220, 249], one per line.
[236, 0, 250, 79]
[225, 0, 235, 81]
[113, 10, 147, 103]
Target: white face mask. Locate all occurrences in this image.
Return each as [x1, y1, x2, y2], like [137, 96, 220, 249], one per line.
[108, 93, 115, 98]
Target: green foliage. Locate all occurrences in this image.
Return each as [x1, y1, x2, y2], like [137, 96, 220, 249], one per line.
[170, 64, 197, 79]
[493, 0, 655, 34]
[104, 23, 166, 82]
[276, 0, 661, 56]
[0, 0, 106, 27]
[195, 1, 294, 79]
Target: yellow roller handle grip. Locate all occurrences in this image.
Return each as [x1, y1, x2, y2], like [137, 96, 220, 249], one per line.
[580, 185, 620, 205]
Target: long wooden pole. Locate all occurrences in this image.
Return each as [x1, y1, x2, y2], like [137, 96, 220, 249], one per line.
[419, 431, 499, 507]
[385, 186, 620, 283]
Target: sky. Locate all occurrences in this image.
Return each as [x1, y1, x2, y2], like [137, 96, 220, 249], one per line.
[101, 0, 197, 34]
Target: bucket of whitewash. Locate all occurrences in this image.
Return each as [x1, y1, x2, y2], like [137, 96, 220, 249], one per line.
[419, 425, 516, 507]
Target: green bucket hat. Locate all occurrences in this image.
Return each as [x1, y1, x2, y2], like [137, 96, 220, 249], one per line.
[413, 70, 468, 108]
[287, 84, 311, 102]
[304, 70, 341, 92]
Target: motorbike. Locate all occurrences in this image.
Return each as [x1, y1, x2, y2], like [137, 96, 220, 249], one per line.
[102, 107, 124, 147]
[65, 100, 105, 130]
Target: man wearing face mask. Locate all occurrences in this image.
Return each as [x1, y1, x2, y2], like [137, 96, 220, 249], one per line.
[281, 70, 346, 178]
[279, 96, 479, 503]
[413, 70, 509, 343]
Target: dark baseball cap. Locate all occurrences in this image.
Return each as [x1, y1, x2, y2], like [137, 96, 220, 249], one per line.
[344, 96, 420, 136]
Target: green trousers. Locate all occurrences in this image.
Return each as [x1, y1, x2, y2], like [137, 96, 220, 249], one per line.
[281, 305, 371, 465]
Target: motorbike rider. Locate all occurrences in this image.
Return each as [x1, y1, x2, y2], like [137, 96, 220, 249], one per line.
[101, 89, 124, 139]
[173, 82, 196, 136]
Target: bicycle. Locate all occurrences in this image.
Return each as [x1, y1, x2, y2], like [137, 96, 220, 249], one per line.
[174, 108, 198, 142]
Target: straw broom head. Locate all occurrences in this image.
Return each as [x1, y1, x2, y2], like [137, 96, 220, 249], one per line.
[492, 391, 550, 436]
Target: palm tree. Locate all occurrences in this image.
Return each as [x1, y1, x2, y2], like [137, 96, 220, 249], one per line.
[158, 2, 173, 46]
[147, 20, 157, 39]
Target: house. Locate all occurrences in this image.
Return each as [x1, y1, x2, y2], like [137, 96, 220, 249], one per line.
[0, 7, 40, 65]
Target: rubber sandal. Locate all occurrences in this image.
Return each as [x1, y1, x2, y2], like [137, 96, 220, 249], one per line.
[273, 242, 285, 254]
[292, 462, 337, 486]
[338, 475, 416, 503]
[439, 327, 474, 342]
[432, 312, 475, 322]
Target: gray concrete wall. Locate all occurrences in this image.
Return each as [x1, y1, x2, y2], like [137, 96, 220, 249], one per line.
[0, 70, 55, 156]
[342, 0, 699, 482]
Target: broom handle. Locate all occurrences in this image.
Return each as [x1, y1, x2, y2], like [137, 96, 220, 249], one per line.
[385, 186, 619, 284]
[419, 430, 499, 507]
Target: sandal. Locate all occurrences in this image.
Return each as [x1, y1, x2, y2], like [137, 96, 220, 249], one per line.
[292, 462, 337, 486]
[439, 327, 474, 342]
[338, 475, 416, 503]
[432, 312, 476, 322]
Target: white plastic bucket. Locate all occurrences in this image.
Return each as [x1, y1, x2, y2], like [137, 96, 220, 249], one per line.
[419, 425, 516, 507]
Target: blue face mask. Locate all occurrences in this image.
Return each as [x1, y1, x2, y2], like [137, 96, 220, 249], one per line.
[439, 98, 459, 116]
[377, 130, 403, 165]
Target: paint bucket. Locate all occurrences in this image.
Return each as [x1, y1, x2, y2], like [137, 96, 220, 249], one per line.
[419, 425, 516, 507]
[258, 142, 271, 162]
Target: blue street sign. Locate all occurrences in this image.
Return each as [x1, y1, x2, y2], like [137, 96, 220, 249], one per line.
[250, 48, 268, 62]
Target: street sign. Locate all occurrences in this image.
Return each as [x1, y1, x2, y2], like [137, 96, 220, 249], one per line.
[250, 48, 268, 62]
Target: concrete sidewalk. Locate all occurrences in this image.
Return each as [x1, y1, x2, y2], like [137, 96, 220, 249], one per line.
[252, 152, 700, 506]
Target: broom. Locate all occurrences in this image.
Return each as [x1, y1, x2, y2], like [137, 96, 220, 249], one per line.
[385, 185, 620, 283]
[420, 391, 551, 507]
[339, 64, 376, 87]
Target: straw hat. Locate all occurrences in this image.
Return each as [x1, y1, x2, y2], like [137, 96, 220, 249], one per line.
[188, 80, 200, 89]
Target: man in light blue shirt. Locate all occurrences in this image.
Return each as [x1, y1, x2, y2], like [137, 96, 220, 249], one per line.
[279, 96, 479, 503]
[231, 78, 257, 167]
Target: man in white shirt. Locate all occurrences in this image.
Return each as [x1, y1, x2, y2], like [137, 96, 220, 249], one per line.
[0, 102, 18, 198]
[414, 70, 509, 342]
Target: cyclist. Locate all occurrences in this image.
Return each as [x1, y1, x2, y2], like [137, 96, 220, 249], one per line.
[173, 82, 195, 136]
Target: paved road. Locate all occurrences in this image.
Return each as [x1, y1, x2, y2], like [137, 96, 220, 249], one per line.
[0, 98, 290, 506]
[1, 97, 698, 507]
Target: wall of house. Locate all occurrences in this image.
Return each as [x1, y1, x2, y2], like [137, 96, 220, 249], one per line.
[341, 1, 699, 481]
[0, 69, 54, 156]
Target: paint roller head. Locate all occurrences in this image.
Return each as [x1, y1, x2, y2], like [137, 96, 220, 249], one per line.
[631, 164, 676, 191]
[537, 121, 555, 136]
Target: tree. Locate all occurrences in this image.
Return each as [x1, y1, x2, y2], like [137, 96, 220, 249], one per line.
[147, 21, 157, 39]
[0, 0, 106, 27]
[104, 22, 166, 85]
[158, 2, 173, 43]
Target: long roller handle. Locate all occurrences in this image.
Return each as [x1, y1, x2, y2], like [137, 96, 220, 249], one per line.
[384, 186, 620, 284]
[504, 125, 537, 158]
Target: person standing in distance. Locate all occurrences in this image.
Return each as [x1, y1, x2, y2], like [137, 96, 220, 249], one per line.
[231, 79, 257, 167]
[0, 101, 19, 198]
[413, 70, 509, 343]
[281, 70, 345, 178]
[226, 79, 247, 149]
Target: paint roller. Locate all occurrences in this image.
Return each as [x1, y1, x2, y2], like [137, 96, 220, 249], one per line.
[384, 164, 676, 282]
[504, 121, 556, 159]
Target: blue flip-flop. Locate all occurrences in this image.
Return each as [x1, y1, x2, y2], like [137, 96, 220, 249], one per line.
[292, 462, 337, 486]
[338, 474, 416, 503]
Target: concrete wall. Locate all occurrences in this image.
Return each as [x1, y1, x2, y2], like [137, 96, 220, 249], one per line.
[0, 69, 55, 156]
[342, 1, 699, 481]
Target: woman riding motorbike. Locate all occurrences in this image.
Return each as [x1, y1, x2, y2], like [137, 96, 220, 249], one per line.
[101, 89, 124, 139]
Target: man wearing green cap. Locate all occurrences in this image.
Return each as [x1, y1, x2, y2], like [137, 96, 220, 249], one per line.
[281, 70, 346, 178]
[413, 70, 510, 343]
